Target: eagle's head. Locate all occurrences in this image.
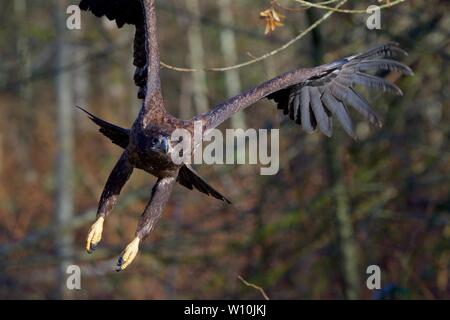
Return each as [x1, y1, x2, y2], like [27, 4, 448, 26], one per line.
[133, 126, 175, 163]
[147, 133, 171, 155]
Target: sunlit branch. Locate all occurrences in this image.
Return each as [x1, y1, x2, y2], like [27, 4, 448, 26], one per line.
[160, 0, 348, 73]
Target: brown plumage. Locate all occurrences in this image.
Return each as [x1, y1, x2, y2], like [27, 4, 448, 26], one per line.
[79, 0, 412, 271]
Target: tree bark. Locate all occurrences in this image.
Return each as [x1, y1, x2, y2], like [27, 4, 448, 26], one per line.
[185, 0, 209, 114]
[218, 0, 245, 129]
[179, 74, 194, 120]
[306, 8, 359, 300]
[14, 0, 35, 177]
[54, 0, 74, 299]
[14, 0, 32, 102]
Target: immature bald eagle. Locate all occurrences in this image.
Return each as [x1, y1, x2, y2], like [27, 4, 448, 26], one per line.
[79, 0, 412, 271]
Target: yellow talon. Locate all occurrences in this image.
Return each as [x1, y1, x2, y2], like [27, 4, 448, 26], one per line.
[86, 217, 104, 254]
[116, 237, 140, 271]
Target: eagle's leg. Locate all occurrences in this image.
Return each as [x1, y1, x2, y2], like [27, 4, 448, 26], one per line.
[116, 176, 176, 271]
[86, 152, 134, 254]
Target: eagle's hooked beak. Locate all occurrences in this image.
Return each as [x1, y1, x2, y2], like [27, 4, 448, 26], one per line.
[160, 138, 169, 154]
[150, 136, 169, 154]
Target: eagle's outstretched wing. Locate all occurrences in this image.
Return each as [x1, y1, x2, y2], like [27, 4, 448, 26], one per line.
[197, 43, 412, 138]
[79, 0, 148, 99]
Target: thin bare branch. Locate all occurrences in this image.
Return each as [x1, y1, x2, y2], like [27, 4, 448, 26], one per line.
[160, 0, 348, 73]
[273, 0, 339, 12]
[294, 0, 407, 14]
[238, 275, 270, 300]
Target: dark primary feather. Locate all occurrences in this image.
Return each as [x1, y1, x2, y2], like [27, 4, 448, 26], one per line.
[79, 0, 142, 28]
[201, 43, 411, 139]
[79, 0, 147, 99]
[267, 43, 412, 138]
[77, 107, 231, 203]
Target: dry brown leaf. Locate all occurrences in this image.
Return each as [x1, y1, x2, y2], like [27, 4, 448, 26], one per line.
[260, 6, 285, 35]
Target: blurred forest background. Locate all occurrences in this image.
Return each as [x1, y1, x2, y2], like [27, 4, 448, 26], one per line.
[0, 0, 449, 299]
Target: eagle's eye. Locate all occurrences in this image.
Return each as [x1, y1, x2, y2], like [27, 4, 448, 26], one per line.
[151, 137, 160, 145]
[148, 135, 169, 154]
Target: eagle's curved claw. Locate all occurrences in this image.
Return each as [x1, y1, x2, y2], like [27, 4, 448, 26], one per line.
[86, 217, 104, 254]
[116, 237, 140, 272]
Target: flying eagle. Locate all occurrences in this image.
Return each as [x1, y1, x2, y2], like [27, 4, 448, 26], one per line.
[78, 0, 412, 271]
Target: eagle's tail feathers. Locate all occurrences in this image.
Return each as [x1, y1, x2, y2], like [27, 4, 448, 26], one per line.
[76, 106, 130, 149]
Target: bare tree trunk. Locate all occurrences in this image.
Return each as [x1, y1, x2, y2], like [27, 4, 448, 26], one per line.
[306, 9, 359, 300]
[14, 0, 34, 177]
[218, 0, 245, 129]
[54, 0, 74, 299]
[179, 74, 194, 119]
[166, 193, 183, 298]
[73, 32, 89, 115]
[15, 0, 32, 102]
[264, 57, 278, 80]
[185, 0, 209, 114]
[331, 164, 359, 300]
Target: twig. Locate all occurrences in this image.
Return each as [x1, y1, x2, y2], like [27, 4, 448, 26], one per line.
[293, 0, 407, 14]
[273, 0, 339, 12]
[238, 275, 270, 300]
[160, 0, 348, 72]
